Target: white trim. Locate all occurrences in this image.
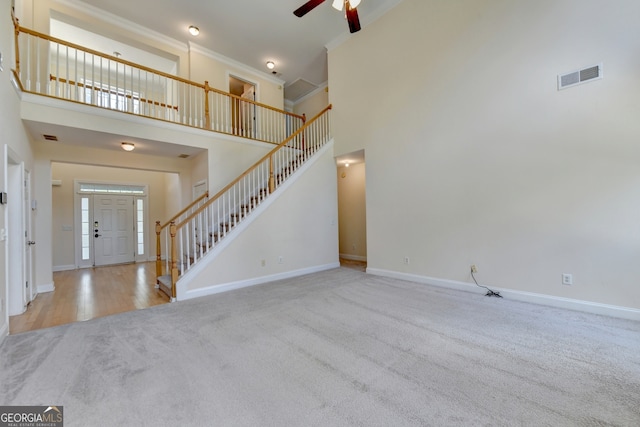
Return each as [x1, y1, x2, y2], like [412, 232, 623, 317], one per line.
[292, 82, 328, 107]
[227, 72, 260, 102]
[367, 268, 640, 322]
[37, 282, 55, 293]
[189, 42, 285, 86]
[74, 184, 147, 267]
[53, 264, 75, 272]
[180, 263, 340, 301]
[284, 99, 294, 112]
[54, 0, 188, 53]
[326, 0, 406, 51]
[340, 253, 367, 262]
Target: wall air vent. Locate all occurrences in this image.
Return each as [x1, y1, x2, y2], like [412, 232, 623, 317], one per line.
[43, 134, 58, 141]
[178, 154, 190, 158]
[558, 63, 602, 90]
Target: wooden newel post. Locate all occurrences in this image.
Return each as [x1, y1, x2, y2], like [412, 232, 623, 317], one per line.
[204, 80, 211, 130]
[169, 222, 178, 300]
[155, 221, 162, 278]
[268, 155, 275, 194]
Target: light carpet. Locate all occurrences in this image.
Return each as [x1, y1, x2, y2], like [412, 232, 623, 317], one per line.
[1, 267, 639, 426]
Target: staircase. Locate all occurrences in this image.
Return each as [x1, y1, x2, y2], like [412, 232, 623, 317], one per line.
[156, 105, 332, 300]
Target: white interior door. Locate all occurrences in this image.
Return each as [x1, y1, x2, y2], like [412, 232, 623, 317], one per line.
[241, 85, 256, 137]
[7, 161, 26, 315]
[94, 195, 135, 266]
[24, 170, 34, 302]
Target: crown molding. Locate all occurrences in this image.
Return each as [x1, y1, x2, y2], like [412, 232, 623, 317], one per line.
[188, 42, 285, 86]
[53, 0, 188, 53]
[326, 0, 405, 51]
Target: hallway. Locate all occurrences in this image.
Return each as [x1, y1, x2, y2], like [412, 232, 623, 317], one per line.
[9, 262, 169, 334]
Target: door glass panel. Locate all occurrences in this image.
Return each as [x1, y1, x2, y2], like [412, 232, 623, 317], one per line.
[81, 197, 90, 260]
[136, 199, 145, 256]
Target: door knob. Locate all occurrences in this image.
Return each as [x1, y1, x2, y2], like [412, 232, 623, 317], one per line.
[27, 241, 36, 245]
[94, 234, 101, 238]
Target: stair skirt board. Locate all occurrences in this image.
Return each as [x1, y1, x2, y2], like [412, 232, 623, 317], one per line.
[172, 140, 335, 301]
[180, 262, 340, 301]
[157, 275, 172, 299]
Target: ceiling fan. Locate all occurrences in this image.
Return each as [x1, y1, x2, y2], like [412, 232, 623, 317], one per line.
[294, 0, 362, 33]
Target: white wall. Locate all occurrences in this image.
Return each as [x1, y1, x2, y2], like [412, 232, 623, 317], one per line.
[329, 0, 640, 312]
[181, 143, 339, 297]
[293, 85, 329, 119]
[0, 0, 35, 339]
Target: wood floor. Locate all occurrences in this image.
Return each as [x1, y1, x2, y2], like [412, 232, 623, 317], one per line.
[339, 258, 367, 272]
[9, 262, 170, 334]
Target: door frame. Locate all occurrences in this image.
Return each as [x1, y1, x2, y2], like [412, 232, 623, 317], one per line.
[227, 72, 259, 139]
[73, 180, 149, 268]
[6, 145, 31, 316]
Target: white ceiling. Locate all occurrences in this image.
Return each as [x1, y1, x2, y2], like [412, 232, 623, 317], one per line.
[67, 0, 403, 102]
[23, 0, 401, 160]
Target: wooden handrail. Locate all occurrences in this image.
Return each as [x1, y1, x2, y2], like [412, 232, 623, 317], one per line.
[177, 105, 332, 229]
[15, 25, 306, 123]
[50, 75, 180, 111]
[160, 191, 209, 230]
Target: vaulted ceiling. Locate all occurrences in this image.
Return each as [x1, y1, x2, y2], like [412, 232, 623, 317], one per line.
[73, 0, 403, 103]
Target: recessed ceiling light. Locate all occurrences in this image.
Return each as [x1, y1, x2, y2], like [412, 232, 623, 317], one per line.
[266, 61, 275, 70]
[188, 25, 200, 36]
[121, 142, 135, 152]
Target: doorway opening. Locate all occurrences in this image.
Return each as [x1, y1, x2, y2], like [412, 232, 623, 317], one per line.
[229, 75, 257, 138]
[336, 150, 367, 271]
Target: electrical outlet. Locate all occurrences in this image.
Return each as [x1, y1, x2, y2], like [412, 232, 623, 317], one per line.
[278, 256, 284, 264]
[403, 257, 410, 265]
[470, 265, 478, 273]
[562, 273, 573, 285]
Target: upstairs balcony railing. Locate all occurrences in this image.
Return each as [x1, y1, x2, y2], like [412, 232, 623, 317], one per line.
[157, 105, 332, 300]
[12, 17, 305, 144]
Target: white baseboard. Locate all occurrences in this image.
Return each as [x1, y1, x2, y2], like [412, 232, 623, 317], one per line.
[339, 254, 367, 262]
[53, 264, 75, 272]
[37, 282, 55, 293]
[179, 262, 340, 301]
[367, 268, 640, 321]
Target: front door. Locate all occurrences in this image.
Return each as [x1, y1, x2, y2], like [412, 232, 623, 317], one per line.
[94, 195, 135, 266]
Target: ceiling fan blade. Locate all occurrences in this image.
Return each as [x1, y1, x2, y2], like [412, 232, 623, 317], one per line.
[294, 0, 327, 17]
[346, 4, 361, 33]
